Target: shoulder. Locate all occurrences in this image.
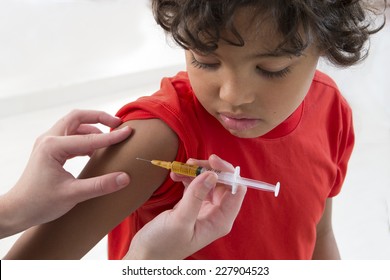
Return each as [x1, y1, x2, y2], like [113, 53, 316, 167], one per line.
[116, 72, 201, 155]
[309, 70, 352, 117]
[117, 71, 194, 121]
[311, 70, 346, 107]
[312, 70, 339, 90]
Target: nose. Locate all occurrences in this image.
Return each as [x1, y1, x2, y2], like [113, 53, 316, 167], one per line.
[219, 75, 256, 106]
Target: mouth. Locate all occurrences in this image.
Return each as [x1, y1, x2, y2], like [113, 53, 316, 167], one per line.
[219, 113, 262, 132]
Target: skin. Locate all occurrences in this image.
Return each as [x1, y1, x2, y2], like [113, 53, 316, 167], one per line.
[312, 199, 341, 259]
[4, 7, 340, 259]
[186, 9, 319, 138]
[0, 110, 132, 239]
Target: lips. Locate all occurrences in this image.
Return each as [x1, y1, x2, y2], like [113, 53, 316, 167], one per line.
[219, 113, 261, 132]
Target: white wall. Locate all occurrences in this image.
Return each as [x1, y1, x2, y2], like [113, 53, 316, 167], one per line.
[0, 0, 184, 116]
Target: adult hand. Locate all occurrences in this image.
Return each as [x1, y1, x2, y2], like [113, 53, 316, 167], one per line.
[0, 110, 131, 238]
[125, 154, 247, 259]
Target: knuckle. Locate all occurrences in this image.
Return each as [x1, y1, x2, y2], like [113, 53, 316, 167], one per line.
[69, 109, 82, 117]
[84, 133, 98, 150]
[31, 136, 57, 158]
[34, 134, 46, 146]
[37, 135, 57, 150]
[58, 110, 82, 135]
[64, 109, 82, 123]
[93, 177, 104, 194]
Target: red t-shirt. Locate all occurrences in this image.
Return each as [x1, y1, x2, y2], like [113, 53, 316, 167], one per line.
[108, 70, 354, 259]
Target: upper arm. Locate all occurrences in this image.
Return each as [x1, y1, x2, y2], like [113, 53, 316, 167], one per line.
[5, 118, 178, 259]
[312, 198, 341, 259]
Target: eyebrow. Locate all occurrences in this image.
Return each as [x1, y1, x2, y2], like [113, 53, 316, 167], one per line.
[192, 48, 296, 60]
[248, 49, 293, 59]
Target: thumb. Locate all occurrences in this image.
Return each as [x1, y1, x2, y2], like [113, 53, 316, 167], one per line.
[70, 172, 130, 203]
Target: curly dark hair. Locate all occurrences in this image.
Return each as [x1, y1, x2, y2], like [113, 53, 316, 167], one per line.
[152, 0, 386, 67]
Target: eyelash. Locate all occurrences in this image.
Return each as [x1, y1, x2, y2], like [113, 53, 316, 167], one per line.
[190, 56, 218, 70]
[190, 55, 291, 79]
[256, 66, 291, 79]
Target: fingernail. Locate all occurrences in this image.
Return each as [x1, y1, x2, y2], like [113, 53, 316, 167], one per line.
[119, 126, 130, 132]
[111, 126, 125, 133]
[204, 172, 218, 189]
[116, 173, 129, 187]
[211, 154, 233, 170]
[112, 126, 131, 135]
[210, 154, 223, 163]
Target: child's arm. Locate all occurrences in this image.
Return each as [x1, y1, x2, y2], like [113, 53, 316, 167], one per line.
[4, 118, 179, 259]
[311, 198, 341, 259]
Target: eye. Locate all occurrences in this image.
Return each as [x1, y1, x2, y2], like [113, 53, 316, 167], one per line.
[190, 54, 219, 70]
[256, 66, 291, 79]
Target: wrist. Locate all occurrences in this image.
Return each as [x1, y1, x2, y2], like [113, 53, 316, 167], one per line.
[0, 192, 19, 238]
[0, 189, 30, 238]
[124, 246, 155, 260]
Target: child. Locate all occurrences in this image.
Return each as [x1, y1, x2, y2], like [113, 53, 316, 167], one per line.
[5, 0, 386, 259]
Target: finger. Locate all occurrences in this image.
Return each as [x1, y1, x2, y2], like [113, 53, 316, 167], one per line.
[76, 124, 103, 135]
[174, 171, 218, 223]
[170, 172, 193, 184]
[69, 172, 130, 202]
[208, 154, 235, 172]
[186, 158, 210, 168]
[52, 126, 132, 160]
[49, 110, 123, 136]
[216, 184, 247, 223]
[186, 155, 235, 173]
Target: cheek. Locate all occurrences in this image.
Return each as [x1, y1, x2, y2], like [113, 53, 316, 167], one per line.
[259, 75, 311, 125]
[270, 56, 318, 113]
[187, 71, 219, 104]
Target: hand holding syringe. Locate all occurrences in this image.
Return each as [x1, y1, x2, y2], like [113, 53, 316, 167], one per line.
[137, 158, 280, 197]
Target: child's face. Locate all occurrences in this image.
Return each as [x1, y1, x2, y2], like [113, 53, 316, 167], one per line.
[185, 9, 320, 138]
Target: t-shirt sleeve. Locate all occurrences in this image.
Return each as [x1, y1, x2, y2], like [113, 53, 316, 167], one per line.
[328, 101, 355, 197]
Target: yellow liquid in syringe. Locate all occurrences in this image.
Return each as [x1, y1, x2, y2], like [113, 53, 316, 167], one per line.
[137, 158, 205, 177]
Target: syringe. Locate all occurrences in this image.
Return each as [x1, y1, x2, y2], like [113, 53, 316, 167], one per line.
[136, 158, 280, 197]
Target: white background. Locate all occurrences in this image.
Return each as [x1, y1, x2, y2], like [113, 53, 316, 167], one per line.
[0, 0, 389, 260]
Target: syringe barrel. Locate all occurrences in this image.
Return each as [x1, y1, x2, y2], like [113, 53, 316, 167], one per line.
[214, 172, 235, 186]
[171, 161, 203, 177]
[217, 172, 276, 192]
